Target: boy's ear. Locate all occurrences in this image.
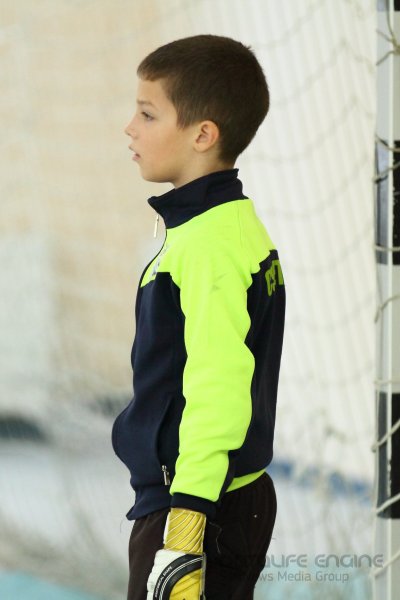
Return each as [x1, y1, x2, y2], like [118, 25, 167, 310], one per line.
[193, 120, 220, 153]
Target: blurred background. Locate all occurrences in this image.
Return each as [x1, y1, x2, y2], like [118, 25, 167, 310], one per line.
[0, 0, 377, 599]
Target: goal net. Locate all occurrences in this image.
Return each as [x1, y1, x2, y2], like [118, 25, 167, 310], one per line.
[0, 1, 377, 599]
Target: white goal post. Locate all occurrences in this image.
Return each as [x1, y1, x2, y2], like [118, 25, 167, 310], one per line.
[373, 1, 400, 599]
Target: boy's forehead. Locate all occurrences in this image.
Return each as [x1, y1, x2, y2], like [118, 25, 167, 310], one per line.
[136, 78, 170, 110]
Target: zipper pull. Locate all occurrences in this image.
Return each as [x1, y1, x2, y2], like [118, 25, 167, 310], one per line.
[153, 214, 159, 238]
[162, 465, 170, 485]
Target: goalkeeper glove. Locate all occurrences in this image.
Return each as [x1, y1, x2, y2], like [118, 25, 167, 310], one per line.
[147, 508, 207, 599]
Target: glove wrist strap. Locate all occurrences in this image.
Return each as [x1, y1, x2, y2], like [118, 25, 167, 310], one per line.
[163, 508, 206, 554]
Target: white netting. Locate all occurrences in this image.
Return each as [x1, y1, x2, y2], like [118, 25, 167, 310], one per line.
[0, 1, 376, 599]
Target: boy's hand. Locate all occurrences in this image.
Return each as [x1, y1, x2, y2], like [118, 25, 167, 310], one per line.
[146, 508, 207, 599]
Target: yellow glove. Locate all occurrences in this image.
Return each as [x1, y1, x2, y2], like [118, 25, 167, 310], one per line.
[147, 508, 207, 599]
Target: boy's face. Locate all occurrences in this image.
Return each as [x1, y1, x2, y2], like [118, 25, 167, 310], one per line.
[124, 78, 199, 188]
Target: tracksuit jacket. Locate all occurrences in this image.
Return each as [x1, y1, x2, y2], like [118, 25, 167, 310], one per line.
[111, 168, 286, 521]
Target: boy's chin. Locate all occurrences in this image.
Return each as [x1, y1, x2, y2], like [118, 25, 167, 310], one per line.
[141, 170, 174, 185]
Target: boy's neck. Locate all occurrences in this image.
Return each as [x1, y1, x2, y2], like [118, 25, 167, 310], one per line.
[172, 162, 235, 189]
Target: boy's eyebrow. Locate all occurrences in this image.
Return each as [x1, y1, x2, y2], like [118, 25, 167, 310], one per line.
[136, 99, 158, 109]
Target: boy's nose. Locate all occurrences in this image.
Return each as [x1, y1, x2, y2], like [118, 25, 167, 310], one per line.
[125, 116, 136, 138]
[124, 123, 137, 139]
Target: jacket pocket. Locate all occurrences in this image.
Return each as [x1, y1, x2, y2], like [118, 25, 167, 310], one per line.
[115, 391, 177, 487]
[111, 402, 131, 459]
[156, 392, 184, 476]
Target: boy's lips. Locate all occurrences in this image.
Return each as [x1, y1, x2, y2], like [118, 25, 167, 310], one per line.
[129, 146, 141, 159]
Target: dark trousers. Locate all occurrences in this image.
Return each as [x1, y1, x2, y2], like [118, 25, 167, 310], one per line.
[127, 471, 277, 600]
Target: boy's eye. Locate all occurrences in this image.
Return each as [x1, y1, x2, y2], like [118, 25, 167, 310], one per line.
[141, 111, 153, 121]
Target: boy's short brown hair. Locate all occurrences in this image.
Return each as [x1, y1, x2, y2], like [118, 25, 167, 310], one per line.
[137, 34, 270, 165]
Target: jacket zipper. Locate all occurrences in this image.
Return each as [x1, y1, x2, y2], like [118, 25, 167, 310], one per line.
[162, 465, 171, 485]
[154, 213, 160, 238]
[136, 227, 167, 293]
[139, 213, 169, 487]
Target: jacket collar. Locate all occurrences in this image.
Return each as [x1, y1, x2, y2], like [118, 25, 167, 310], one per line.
[147, 168, 247, 229]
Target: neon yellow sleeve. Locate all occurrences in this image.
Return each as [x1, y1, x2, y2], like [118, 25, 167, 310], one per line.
[170, 237, 256, 502]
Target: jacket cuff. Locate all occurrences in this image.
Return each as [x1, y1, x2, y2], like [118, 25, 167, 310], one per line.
[171, 493, 217, 520]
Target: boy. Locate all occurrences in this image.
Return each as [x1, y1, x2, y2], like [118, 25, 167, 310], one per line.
[112, 34, 285, 600]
